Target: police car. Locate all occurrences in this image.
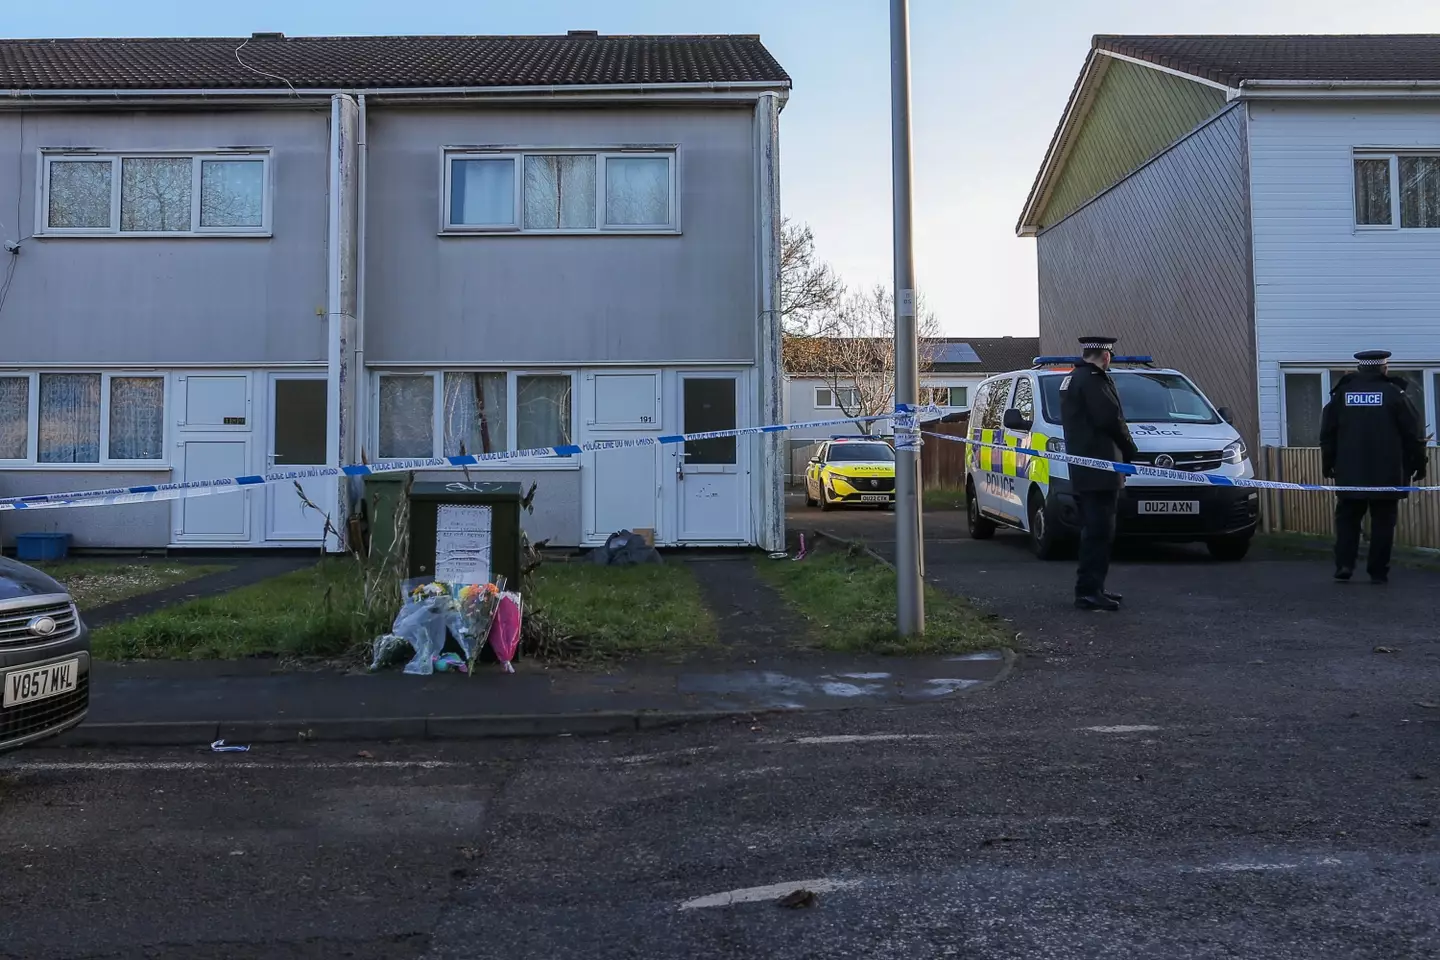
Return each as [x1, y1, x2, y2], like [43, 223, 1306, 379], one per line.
[804, 437, 897, 510]
[963, 356, 1260, 560]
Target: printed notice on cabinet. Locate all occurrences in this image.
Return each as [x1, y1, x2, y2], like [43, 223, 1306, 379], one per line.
[435, 504, 493, 585]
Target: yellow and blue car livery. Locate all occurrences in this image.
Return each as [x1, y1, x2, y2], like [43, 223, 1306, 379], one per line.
[964, 359, 1260, 561]
[804, 438, 897, 510]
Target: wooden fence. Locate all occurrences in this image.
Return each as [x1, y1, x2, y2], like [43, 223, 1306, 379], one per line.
[920, 418, 970, 490]
[1259, 446, 1440, 549]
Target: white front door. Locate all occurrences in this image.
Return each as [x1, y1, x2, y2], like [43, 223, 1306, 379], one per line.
[173, 374, 253, 543]
[582, 371, 663, 545]
[265, 375, 333, 541]
[674, 373, 746, 543]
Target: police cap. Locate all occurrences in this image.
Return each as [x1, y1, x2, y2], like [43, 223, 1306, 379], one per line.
[1354, 349, 1392, 366]
[1078, 336, 1117, 351]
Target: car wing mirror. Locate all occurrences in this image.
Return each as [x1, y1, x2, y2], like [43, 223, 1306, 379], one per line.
[1002, 408, 1033, 432]
[1217, 406, 1235, 424]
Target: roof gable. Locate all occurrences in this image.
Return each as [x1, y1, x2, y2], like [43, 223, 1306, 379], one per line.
[1035, 57, 1226, 228]
[0, 34, 790, 92]
[1019, 51, 1227, 235]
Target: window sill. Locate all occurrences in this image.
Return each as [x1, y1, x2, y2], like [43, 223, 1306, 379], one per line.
[438, 229, 681, 238]
[35, 232, 274, 240]
[0, 463, 172, 472]
[403, 460, 580, 473]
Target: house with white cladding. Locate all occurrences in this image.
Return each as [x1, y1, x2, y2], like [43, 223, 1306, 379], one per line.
[1019, 34, 1440, 453]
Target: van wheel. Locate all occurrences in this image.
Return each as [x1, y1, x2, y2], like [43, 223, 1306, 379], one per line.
[966, 480, 995, 540]
[1028, 492, 1064, 560]
[1207, 534, 1252, 562]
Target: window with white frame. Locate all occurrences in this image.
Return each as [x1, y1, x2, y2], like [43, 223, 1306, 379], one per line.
[1282, 366, 1434, 446]
[41, 151, 270, 236]
[443, 148, 676, 233]
[1354, 152, 1440, 229]
[0, 372, 166, 463]
[814, 386, 860, 410]
[920, 386, 967, 407]
[375, 371, 576, 462]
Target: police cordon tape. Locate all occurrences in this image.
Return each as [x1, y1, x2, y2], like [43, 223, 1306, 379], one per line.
[921, 430, 1440, 494]
[0, 413, 895, 513]
[1, 408, 1433, 514]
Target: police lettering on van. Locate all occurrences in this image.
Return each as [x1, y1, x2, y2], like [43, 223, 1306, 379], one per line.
[963, 356, 1260, 562]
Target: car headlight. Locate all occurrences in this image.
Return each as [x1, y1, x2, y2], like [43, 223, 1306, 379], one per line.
[1221, 440, 1246, 465]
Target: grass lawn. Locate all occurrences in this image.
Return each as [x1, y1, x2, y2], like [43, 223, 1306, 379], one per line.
[755, 547, 1008, 656]
[922, 486, 967, 511]
[32, 559, 230, 611]
[93, 558, 715, 664]
[529, 561, 716, 662]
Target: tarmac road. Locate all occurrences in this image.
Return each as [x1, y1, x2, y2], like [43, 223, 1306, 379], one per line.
[0, 502, 1437, 958]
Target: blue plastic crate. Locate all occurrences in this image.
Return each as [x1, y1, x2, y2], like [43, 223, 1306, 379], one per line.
[15, 533, 71, 562]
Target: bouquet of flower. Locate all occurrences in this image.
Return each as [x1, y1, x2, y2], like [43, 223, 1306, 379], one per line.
[488, 591, 523, 674]
[456, 577, 507, 674]
[387, 578, 464, 675]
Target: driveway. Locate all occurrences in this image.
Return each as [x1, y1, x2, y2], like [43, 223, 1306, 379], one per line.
[788, 492, 1440, 721]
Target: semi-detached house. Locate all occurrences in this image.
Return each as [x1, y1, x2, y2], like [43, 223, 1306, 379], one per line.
[1020, 34, 1440, 455]
[0, 32, 791, 552]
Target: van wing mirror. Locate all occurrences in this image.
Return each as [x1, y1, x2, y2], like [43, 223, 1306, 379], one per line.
[1002, 408, 1033, 432]
[1218, 406, 1235, 424]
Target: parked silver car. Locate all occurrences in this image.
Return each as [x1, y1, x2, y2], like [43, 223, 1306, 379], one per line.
[0, 557, 90, 753]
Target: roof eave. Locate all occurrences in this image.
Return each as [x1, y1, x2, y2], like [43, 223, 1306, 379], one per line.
[0, 79, 792, 109]
[1237, 79, 1440, 99]
[1015, 50, 1109, 237]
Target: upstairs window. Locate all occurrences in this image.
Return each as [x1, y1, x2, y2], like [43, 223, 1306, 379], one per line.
[1354, 152, 1440, 229]
[444, 149, 677, 234]
[41, 151, 270, 236]
[815, 386, 860, 410]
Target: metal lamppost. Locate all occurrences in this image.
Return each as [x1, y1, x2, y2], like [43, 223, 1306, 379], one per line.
[891, 0, 924, 635]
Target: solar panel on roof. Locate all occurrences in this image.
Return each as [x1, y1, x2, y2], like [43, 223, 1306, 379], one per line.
[932, 342, 981, 364]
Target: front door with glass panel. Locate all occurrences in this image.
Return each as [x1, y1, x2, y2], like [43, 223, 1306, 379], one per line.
[675, 374, 746, 543]
[265, 376, 333, 542]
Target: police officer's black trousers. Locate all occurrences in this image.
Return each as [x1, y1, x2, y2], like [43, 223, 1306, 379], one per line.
[1334, 497, 1399, 578]
[1075, 489, 1118, 597]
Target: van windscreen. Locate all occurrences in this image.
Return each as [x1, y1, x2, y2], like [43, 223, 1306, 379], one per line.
[1039, 372, 1220, 425]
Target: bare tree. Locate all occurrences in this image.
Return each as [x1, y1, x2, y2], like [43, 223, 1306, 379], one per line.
[780, 218, 844, 335]
[812, 285, 941, 435]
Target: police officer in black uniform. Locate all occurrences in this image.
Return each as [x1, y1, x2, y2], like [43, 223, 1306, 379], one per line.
[1320, 349, 1426, 584]
[1060, 336, 1139, 611]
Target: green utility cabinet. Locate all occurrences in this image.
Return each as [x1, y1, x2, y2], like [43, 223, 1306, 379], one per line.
[406, 481, 523, 587]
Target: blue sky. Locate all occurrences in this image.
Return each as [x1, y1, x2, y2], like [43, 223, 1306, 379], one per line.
[12, 0, 1440, 336]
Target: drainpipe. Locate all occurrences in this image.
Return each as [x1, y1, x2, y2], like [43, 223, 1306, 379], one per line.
[755, 91, 784, 553]
[354, 94, 368, 493]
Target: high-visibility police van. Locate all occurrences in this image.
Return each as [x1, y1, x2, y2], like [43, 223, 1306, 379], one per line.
[963, 356, 1260, 561]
